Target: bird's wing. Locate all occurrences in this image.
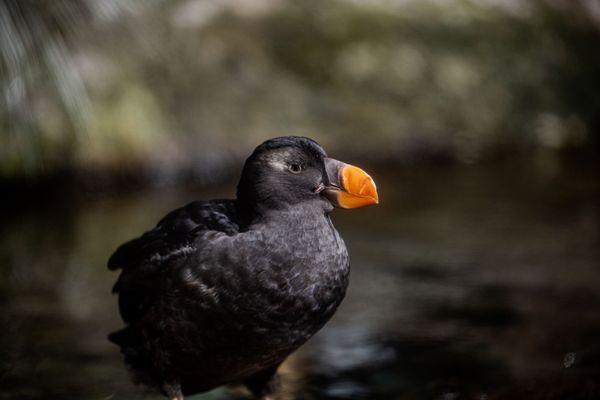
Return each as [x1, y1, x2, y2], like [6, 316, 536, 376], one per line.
[108, 199, 239, 323]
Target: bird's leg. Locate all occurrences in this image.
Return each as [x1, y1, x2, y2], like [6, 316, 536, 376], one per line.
[244, 365, 282, 400]
[163, 381, 183, 400]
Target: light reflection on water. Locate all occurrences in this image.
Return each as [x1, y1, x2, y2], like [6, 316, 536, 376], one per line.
[1, 160, 599, 399]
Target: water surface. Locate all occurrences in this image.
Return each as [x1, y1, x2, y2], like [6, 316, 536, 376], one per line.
[1, 160, 599, 399]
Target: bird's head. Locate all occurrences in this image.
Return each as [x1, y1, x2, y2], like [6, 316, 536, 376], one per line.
[237, 136, 378, 215]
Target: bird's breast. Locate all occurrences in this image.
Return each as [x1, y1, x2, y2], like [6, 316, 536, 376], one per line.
[244, 221, 349, 343]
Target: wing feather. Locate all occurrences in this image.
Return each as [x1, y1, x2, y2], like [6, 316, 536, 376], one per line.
[108, 199, 239, 324]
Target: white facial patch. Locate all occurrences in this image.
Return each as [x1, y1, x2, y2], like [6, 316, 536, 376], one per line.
[263, 148, 296, 171]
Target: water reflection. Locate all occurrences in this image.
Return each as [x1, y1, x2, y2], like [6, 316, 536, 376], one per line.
[1, 160, 599, 399]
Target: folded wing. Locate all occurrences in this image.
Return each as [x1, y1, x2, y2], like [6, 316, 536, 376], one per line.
[108, 199, 239, 324]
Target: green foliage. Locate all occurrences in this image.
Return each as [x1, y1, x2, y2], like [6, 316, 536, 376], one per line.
[1, 0, 599, 179]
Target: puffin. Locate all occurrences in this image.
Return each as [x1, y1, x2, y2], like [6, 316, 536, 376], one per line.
[108, 136, 378, 400]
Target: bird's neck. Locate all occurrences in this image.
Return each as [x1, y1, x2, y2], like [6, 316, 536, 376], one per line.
[235, 198, 331, 229]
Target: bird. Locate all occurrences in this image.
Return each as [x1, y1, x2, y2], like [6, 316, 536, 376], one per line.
[107, 136, 378, 400]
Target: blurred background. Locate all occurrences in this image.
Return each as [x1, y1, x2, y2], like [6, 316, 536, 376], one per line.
[1, 0, 599, 399]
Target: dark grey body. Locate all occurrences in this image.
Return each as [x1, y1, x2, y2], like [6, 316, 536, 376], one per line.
[109, 198, 349, 395]
[107, 136, 372, 398]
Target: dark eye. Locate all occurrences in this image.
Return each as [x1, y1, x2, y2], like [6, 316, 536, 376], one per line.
[288, 163, 304, 174]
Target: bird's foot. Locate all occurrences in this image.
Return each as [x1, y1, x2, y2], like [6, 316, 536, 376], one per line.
[163, 382, 184, 400]
[244, 365, 281, 400]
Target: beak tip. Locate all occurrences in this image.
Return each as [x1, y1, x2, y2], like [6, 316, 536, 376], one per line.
[337, 163, 379, 209]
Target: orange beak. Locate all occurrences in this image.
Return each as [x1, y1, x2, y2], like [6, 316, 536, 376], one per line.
[322, 158, 379, 209]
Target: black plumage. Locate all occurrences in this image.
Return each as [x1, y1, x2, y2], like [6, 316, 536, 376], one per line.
[108, 136, 378, 399]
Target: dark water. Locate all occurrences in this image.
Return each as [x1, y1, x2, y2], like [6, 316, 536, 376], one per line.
[1, 159, 599, 399]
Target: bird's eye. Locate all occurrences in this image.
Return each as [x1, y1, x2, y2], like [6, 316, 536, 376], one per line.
[288, 163, 304, 174]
